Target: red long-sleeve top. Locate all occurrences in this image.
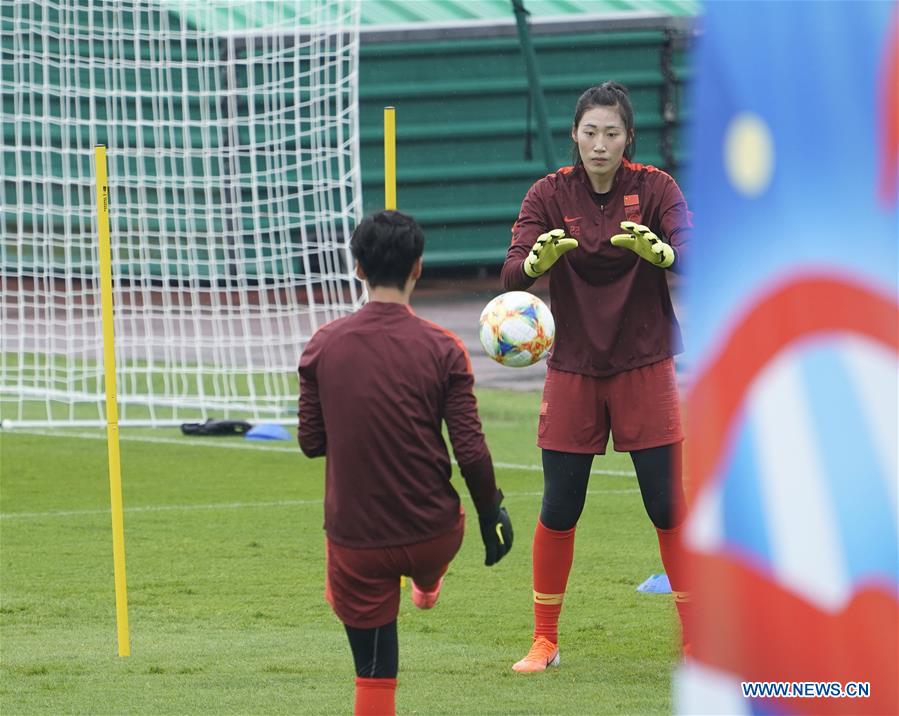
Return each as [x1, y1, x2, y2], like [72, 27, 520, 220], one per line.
[298, 301, 498, 548]
[501, 160, 691, 377]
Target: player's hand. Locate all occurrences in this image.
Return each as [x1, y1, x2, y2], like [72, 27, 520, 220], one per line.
[478, 491, 513, 566]
[610, 221, 675, 268]
[523, 229, 579, 278]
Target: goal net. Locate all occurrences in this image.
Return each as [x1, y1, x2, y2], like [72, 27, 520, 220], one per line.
[1, 0, 363, 427]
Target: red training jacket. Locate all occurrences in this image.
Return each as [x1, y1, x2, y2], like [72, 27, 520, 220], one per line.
[298, 301, 498, 548]
[501, 160, 691, 377]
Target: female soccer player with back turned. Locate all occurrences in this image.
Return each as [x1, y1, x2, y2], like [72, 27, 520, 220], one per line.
[299, 210, 513, 714]
[501, 81, 692, 672]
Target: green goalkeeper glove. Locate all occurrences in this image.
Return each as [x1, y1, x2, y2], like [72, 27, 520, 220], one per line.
[610, 221, 675, 269]
[478, 491, 513, 566]
[523, 229, 579, 278]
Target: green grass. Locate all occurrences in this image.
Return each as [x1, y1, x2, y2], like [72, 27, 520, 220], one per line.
[1, 388, 679, 715]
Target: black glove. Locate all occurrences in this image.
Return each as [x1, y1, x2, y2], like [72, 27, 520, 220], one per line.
[478, 490, 513, 566]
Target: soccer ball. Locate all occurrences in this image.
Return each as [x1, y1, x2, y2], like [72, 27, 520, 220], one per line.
[478, 291, 555, 367]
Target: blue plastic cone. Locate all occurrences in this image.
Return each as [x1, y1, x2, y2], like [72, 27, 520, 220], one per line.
[636, 573, 671, 594]
[245, 423, 292, 441]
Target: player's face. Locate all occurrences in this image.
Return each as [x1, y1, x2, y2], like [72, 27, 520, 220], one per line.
[572, 105, 630, 190]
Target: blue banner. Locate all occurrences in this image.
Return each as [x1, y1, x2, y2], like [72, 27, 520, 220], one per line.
[678, 2, 897, 714]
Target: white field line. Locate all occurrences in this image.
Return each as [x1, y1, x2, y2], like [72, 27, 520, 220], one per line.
[0, 499, 321, 520]
[0, 489, 639, 521]
[1, 428, 637, 477]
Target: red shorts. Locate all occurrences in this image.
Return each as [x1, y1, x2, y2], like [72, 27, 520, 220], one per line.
[325, 514, 465, 629]
[537, 358, 683, 454]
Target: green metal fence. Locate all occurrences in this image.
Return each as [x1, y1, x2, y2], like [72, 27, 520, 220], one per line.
[358, 26, 693, 266]
[2, 2, 694, 275]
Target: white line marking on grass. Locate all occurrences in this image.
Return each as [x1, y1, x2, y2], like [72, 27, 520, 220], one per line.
[5, 429, 296, 453]
[508, 490, 640, 496]
[3, 429, 637, 477]
[0, 499, 322, 520]
[493, 461, 634, 477]
[0, 490, 640, 521]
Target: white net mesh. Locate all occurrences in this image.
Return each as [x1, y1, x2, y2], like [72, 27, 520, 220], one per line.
[1, 0, 363, 426]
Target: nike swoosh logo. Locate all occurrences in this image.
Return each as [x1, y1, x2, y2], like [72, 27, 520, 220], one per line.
[563, 216, 582, 223]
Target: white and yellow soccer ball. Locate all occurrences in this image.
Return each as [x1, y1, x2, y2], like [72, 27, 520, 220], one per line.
[478, 291, 555, 367]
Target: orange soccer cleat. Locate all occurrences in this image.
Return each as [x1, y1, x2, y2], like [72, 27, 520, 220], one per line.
[411, 577, 443, 609]
[512, 636, 560, 673]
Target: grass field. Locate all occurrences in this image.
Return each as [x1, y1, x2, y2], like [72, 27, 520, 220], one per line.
[1, 388, 680, 715]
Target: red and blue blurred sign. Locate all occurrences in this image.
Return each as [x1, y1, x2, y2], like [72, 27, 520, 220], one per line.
[678, 2, 897, 714]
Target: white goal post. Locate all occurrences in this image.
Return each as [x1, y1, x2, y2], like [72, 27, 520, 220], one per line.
[1, 0, 364, 427]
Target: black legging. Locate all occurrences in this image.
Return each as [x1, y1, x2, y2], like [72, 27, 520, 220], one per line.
[539, 444, 685, 531]
[345, 620, 399, 678]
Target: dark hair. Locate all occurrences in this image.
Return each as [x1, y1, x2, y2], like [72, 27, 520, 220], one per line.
[570, 81, 636, 164]
[350, 210, 425, 290]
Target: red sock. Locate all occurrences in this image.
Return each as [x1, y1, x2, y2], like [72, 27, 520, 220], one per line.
[532, 520, 576, 644]
[354, 677, 397, 716]
[656, 525, 691, 648]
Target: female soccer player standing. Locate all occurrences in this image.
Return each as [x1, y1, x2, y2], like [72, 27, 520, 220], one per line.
[501, 82, 691, 672]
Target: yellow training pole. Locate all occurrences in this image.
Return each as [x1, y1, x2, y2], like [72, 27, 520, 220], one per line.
[95, 145, 131, 657]
[383, 108, 405, 588]
[384, 106, 396, 210]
